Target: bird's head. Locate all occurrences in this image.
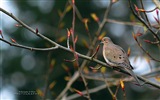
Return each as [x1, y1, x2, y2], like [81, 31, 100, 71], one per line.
[100, 37, 113, 44]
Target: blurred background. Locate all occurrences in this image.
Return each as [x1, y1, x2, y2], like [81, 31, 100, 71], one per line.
[0, 0, 160, 100]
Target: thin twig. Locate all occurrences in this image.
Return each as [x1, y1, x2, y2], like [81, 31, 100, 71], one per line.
[0, 38, 58, 51]
[132, 32, 160, 62]
[106, 19, 144, 27]
[71, 1, 91, 99]
[43, 53, 53, 100]
[101, 73, 116, 100]
[1, 36, 160, 90]
[56, 71, 79, 100]
[140, 0, 151, 27]
[1, 4, 160, 100]
[96, 0, 113, 36]
[66, 84, 107, 100]
[68, 0, 83, 21]
[128, 0, 160, 42]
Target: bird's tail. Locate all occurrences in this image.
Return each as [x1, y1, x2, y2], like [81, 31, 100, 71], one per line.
[125, 68, 141, 85]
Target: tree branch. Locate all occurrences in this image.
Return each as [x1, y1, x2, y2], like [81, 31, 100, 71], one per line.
[0, 38, 58, 51]
[128, 0, 160, 42]
[1, 3, 160, 100]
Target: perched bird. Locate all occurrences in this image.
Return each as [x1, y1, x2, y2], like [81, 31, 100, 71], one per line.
[101, 37, 141, 85]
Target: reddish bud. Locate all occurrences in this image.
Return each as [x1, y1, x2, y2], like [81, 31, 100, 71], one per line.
[153, 16, 159, 24]
[132, 32, 137, 41]
[72, 0, 75, 4]
[36, 28, 38, 34]
[156, 9, 159, 16]
[127, 47, 131, 57]
[112, 0, 118, 3]
[144, 39, 151, 43]
[0, 30, 3, 38]
[136, 33, 143, 37]
[74, 89, 83, 96]
[96, 45, 100, 52]
[67, 28, 71, 37]
[11, 38, 16, 43]
[133, 5, 146, 13]
[134, 4, 139, 12]
[70, 28, 73, 35]
[120, 79, 125, 91]
[83, 18, 89, 31]
[15, 24, 22, 27]
[74, 35, 78, 43]
[91, 13, 99, 22]
[138, 9, 145, 12]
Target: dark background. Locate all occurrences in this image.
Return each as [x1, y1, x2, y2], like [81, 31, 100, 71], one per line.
[1, 0, 160, 100]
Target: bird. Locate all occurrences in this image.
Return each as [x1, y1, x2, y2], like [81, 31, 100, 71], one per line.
[101, 37, 141, 85]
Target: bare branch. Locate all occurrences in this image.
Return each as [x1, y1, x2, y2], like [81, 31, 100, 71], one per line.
[0, 38, 58, 51]
[66, 84, 107, 100]
[56, 71, 79, 100]
[128, 0, 160, 42]
[0, 9, 160, 91]
[1, 1, 160, 100]
[132, 32, 160, 62]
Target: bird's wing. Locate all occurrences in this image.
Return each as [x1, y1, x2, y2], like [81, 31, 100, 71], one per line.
[104, 44, 133, 69]
[103, 43, 133, 69]
[114, 45, 133, 69]
[103, 44, 124, 64]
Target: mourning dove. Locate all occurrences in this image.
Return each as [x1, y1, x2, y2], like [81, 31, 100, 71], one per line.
[101, 37, 141, 85]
